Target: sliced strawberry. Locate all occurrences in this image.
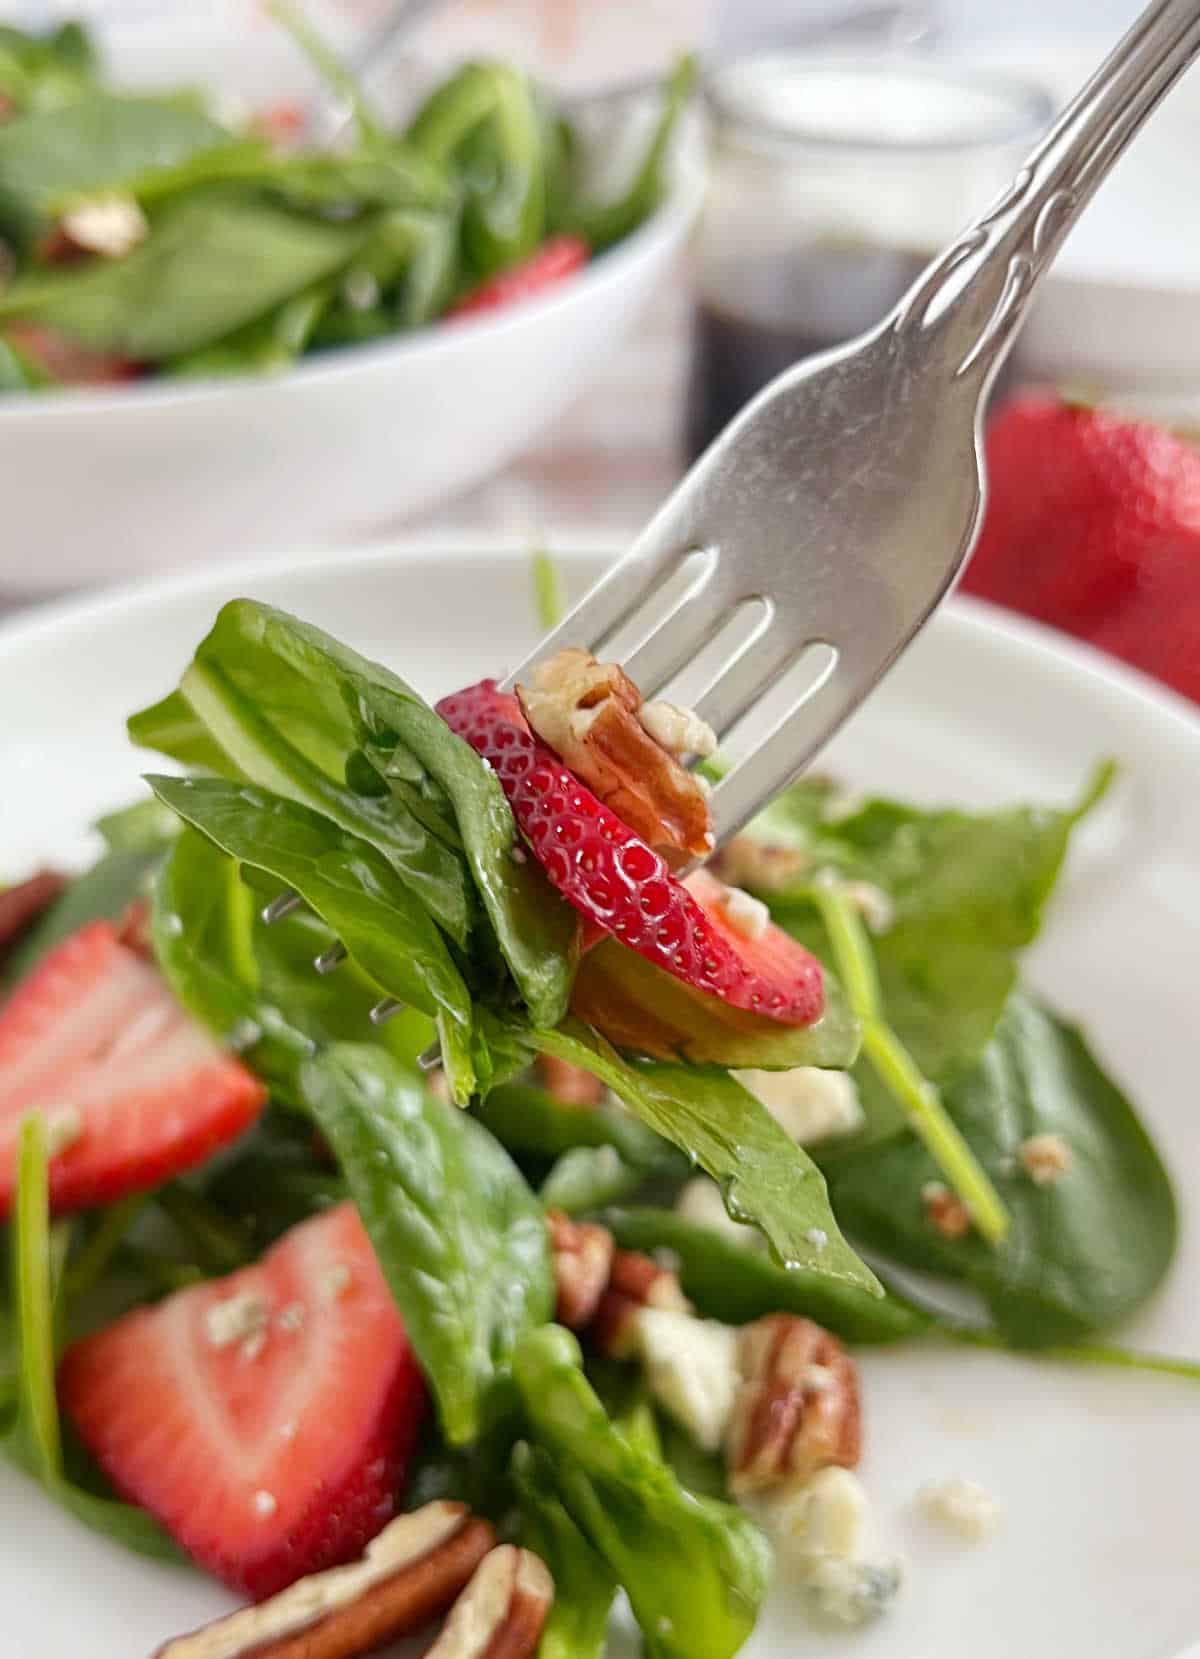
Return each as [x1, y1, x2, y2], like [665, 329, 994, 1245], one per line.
[59, 1202, 427, 1600]
[4, 322, 142, 386]
[447, 235, 589, 319]
[0, 920, 264, 1216]
[437, 680, 824, 1025]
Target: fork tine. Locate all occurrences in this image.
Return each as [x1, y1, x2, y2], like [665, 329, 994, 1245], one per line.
[690, 617, 799, 739]
[619, 573, 729, 698]
[261, 891, 302, 926]
[710, 654, 865, 844]
[502, 542, 694, 690]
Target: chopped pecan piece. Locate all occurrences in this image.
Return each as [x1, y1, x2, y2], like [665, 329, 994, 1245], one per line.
[535, 1054, 606, 1108]
[517, 647, 714, 860]
[0, 868, 65, 966]
[727, 1315, 861, 1494]
[154, 1502, 494, 1659]
[920, 1181, 972, 1239]
[547, 1210, 614, 1330]
[710, 835, 810, 895]
[590, 1246, 692, 1359]
[425, 1545, 554, 1659]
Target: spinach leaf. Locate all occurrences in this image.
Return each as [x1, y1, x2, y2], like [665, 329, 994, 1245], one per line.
[299, 1045, 553, 1446]
[149, 775, 476, 1098]
[93, 797, 179, 854]
[513, 1441, 616, 1659]
[127, 688, 230, 775]
[513, 1325, 772, 1659]
[527, 1019, 880, 1294]
[0, 21, 99, 119]
[540, 1146, 659, 1214]
[567, 54, 697, 251]
[153, 827, 431, 1098]
[0, 93, 232, 241]
[166, 283, 330, 379]
[0, 195, 372, 358]
[826, 993, 1177, 1346]
[1, 842, 166, 991]
[174, 601, 576, 1021]
[406, 62, 546, 278]
[759, 763, 1113, 1086]
[605, 1208, 934, 1344]
[3, 1115, 181, 1561]
[474, 1082, 676, 1170]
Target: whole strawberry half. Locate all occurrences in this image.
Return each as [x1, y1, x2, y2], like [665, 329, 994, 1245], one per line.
[0, 919, 264, 1216]
[59, 1202, 427, 1600]
[437, 680, 824, 1027]
[963, 392, 1200, 701]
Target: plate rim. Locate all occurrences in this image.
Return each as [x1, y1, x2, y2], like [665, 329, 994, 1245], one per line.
[4, 532, 1198, 755]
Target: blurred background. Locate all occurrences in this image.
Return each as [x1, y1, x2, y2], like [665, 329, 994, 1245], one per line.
[0, 0, 1197, 712]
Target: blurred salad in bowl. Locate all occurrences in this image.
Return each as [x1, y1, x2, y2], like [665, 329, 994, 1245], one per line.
[0, 8, 694, 393]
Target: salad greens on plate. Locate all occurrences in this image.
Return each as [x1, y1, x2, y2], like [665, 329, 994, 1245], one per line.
[0, 568, 1192, 1659]
[0, 12, 693, 393]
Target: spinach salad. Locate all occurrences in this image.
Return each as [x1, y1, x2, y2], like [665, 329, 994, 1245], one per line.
[0, 13, 692, 393]
[0, 570, 1192, 1659]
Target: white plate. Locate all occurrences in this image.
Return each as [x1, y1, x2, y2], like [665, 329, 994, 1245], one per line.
[1, 540, 1198, 1659]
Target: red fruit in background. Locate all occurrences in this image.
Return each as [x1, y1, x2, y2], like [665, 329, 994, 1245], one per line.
[437, 680, 824, 1027]
[4, 322, 142, 386]
[447, 235, 589, 318]
[59, 1203, 427, 1600]
[963, 392, 1200, 701]
[0, 919, 264, 1216]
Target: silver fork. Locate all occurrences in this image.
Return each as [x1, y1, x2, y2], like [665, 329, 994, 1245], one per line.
[508, 0, 1200, 851]
[266, 0, 1200, 1031]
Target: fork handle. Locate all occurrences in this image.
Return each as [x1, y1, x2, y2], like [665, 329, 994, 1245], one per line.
[895, 0, 1200, 382]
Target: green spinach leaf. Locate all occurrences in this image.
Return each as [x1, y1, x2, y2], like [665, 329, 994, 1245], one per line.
[299, 1044, 553, 1445]
[513, 1441, 617, 1659]
[759, 763, 1113, 1086]
[513, 1325, 772, 1659]
[605, 1208, 934, 1344]
[0, 195, 372, 358]
[0, 92, 232, 241]
[826, 993, 1177, 1346]
[527, 1019, 880, 1294]
[172, 601, 576, 1020]
[149, 775, 475, 1097]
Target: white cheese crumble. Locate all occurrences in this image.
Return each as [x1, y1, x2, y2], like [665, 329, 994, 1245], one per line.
[804, 1557, 903, 1626]
[60, 192, 147, 258]
[204, 1291, 270, 1351]
[635, 1307, 739, 1453]
[720, 886, 771, 941]
[761, 1467, 868, 1568]
[675, 1178, 765, 1252]
[638, 699, 717, 760]
[919, 1477, 1000, 1542]
[1018, 1132, 1073, 1186]
[735, 1067, 865, 1146]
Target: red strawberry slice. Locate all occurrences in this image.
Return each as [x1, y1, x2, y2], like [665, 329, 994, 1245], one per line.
[447, 235, 589, 319]
[59, 1202, 427, 1600]
[0, 919, 264, 1216]
[437, 680, 824, 1025]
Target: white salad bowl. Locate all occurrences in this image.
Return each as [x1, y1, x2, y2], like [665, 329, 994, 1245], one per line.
[0, 538, 1197, 1659]
[0, 29, 702, 594]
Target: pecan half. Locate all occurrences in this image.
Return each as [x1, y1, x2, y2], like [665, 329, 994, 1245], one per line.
[154, 1502, 494, 1659]
[425, 1545, 554, 1659]
[517, 647, 714, 861]
[590, 1246, 692, 1359]
[0, 868, 65, 965]
[535, 1055, 606, 1108]
[920, 1181, 972, 1239]
[547, 1210, 614, 1330]
[727, 1315, 861, 1494]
